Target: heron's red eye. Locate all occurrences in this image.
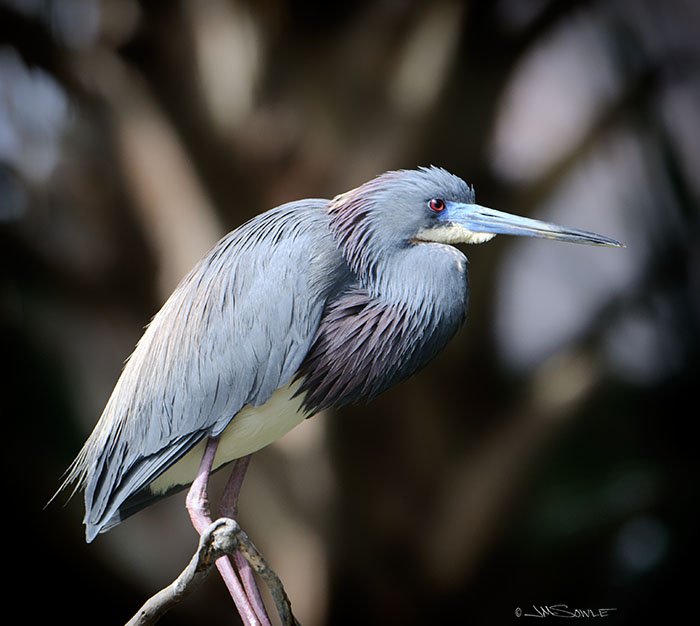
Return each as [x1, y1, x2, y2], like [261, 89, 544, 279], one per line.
[429, 198, 445, 212]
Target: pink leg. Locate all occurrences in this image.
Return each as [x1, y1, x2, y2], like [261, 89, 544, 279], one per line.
[219, 456, 271, 626]
[185, 437, 260, 626]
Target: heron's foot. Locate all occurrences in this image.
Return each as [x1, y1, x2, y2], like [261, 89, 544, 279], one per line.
[216, 456, 273, 625]
[185, 439, 263, 626]
[185, 444, 293, 625]
[123, 518, 300, 626]
[214, 517, 301, 626]
[187, 499, 264, 625]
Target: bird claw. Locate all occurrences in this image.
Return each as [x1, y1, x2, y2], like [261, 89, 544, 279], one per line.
[207, 517, 300, 626]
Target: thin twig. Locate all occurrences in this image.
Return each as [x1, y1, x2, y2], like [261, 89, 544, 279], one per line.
[124, 518, 300, 626]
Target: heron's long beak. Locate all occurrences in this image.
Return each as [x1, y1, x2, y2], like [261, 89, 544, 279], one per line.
[446, 203, 624, 247]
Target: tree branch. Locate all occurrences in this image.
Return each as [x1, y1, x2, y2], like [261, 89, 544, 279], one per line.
[125, 518, 300, 626]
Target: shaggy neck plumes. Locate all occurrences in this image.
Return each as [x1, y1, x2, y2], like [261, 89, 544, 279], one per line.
[327, 172, 403, 291]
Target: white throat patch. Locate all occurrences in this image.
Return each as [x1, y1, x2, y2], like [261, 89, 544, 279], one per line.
[416, 224, 496, 245]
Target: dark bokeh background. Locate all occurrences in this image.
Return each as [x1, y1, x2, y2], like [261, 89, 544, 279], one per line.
[2, 0, 699, 624]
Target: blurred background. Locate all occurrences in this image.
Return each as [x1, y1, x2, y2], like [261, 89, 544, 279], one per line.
[2, 0, 699, 624]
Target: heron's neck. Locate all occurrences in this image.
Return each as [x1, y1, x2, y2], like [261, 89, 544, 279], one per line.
[328, 180, 397, 287]
[327, 186, 469, 314]
[374, 242, 469, 313]
[295, 241, 469, 412]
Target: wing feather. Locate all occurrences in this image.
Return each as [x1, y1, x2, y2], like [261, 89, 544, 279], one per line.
[63, 200, 347, 540]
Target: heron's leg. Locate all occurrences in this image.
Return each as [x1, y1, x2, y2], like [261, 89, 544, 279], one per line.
[185, 437, 261, 626]
[218, 456, 271, 626]
[185, 436, 219, 533]
[218, 455, 251, 517]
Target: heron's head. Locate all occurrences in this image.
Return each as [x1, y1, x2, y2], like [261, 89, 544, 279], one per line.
[329, 166, 622, 279]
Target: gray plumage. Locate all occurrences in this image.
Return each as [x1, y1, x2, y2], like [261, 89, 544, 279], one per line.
[60, 166, 621, 542]
[296, 169, 472, 410]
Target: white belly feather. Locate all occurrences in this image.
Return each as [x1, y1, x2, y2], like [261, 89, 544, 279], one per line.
[149, 382, 307, 494]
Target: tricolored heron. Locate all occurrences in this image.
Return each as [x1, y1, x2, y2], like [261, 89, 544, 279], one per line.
[60, 167, 621, 624]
